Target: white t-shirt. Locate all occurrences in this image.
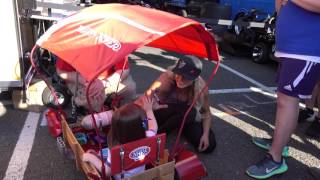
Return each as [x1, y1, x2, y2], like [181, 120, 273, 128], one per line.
[107, 130, 156, 180]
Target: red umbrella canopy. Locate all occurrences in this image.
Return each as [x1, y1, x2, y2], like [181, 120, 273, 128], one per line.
[37, 3, 219, 81]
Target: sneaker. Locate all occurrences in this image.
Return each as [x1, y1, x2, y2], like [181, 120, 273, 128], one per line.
[305, 117, 320, 138]
[309, 167, 320, 180]
[298, 108, 315, 123]
[252, 137, 289, 157]
[246, 153, 288, 179]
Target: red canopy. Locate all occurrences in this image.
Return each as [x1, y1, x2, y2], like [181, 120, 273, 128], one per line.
[37, 3, 219, 81]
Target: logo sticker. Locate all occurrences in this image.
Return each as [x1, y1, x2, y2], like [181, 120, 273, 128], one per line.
[265, 166, 277, 173]
[76, 25, 121, 51]
[178, 60, 186, 69]
[129, 146, 151, 161]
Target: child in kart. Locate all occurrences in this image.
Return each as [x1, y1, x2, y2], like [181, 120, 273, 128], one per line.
[82, 94, 158, 179]
[55, 56, 136, 112]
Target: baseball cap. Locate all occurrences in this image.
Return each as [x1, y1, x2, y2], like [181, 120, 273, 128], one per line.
[172, 55, 202, 80]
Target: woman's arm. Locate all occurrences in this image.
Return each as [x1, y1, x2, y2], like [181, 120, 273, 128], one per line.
[276, 0, 283, 13]
[200, 89, 211, 136]
[276, 0, 290, 13]
[146, 71, 174, 100]
[198, 88, 212, 152]
[292, 0, 320, 13]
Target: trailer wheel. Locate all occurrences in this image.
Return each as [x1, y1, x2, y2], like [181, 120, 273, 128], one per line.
[252, 42, 269, 64]
[42, 85, 71, 109]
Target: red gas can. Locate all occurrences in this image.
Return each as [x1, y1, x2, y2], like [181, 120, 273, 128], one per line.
[46, 108, 63, 137]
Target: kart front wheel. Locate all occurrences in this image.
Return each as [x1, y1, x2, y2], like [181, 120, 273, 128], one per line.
[42, 85, 71, 109]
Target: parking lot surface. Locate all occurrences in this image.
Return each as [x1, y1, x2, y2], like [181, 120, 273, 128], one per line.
[0, 47, 319, 180]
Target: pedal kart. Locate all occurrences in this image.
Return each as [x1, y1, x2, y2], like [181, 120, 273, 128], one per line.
[30, 3, 220, 180]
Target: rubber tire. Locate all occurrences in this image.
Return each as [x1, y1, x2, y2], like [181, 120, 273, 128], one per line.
[252, 42, 270, 64]
[42, 85, 71, 109]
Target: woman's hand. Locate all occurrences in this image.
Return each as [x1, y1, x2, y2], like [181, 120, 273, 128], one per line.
[152, 101, 168, 110]
[145, 90, 168, 110]
[198, 133, 209, 152]
[141, 94, 154, 112]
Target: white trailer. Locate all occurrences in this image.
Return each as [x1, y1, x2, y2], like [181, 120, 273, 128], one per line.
[0, 1, 26, 92]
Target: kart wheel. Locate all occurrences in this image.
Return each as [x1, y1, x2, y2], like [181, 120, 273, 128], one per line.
[42, 85, 71, 109]
[252, 42, 269, 64]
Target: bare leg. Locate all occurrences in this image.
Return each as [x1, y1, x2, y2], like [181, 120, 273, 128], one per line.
[306, 82, 320, 109]
[305, 82, 320, 138]
[317, 90, 320, 118]
[314, 82, 320, 118]
[269, 91, 299, 162]
[304, 99, 313, 109]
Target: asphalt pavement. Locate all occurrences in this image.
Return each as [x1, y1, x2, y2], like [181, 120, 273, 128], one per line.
[0, 47, 319, 180]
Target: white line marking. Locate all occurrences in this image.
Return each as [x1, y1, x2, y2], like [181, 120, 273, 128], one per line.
[134, 60, 166, 72]
[40, 109, 49, 127]
[137, 86, 278, 97]
[209, 87, 277, 94]
[40, 114, 48, 127]
[243, 94, 276, 105]
[219, 63, 274, 93]
[211, 106, 271, 136]
[4, 112, 40, 180]
[228, 101, 256, 108]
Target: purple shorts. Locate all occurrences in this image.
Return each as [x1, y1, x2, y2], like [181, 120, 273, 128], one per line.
[277, 58, 320, 99]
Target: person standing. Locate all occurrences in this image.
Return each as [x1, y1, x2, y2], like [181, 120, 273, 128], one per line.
[247, 0, 320, 179]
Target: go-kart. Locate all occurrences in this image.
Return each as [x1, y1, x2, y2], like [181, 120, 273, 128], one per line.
[30, 3, 220, 180]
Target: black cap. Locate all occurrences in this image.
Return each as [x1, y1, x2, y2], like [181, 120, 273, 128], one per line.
[172, 55, 202, 80]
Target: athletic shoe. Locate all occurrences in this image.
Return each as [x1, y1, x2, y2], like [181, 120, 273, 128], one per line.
[309, 167, 320, 180]
[305, 117, 320, 138]
[252, 137, 289, 157]
[298, 108, 315, 123]
[246, 153, 288, 179]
